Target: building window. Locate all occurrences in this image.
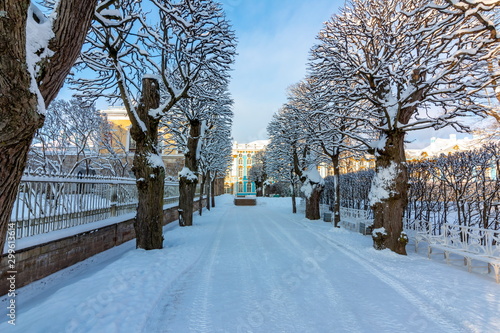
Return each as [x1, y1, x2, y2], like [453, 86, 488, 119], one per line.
[246, 182, 252, 192]
[247, 158, 252, 165]
[238, 182, 244, 193]
[238, 158, 243, 165]
[238, 167, 243, 178]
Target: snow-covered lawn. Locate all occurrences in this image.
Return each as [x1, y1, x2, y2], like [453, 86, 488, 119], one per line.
[1, 195, 499, 332]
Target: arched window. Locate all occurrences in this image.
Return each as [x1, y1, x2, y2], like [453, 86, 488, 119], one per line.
[238, 158, 243, 165]
[238, 182, 244, 193]
[247, 158, 252, 165]
[246, 182, 252, 192]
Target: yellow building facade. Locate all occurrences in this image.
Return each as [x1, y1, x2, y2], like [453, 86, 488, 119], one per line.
[101, 107, 184, 177]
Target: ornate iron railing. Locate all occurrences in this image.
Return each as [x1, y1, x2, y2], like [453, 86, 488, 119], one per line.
[11, 173, 181, 239]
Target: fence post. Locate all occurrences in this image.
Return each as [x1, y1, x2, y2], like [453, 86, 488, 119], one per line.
[110, 183, 118, 217]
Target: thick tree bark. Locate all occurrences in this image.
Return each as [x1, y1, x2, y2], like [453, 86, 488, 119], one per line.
[205, 173, 211, 211]
[199, 174, 206, 216]
[179, 179, 197, 227]
[38, 0, 98, 103]
[0, 0, 97, 253]
[332, 154, 341, 227]
[255, 180, 264, 197]
[371, 130, 408, 255]
[179, 119, 201, 227]
[131, 78, 164, 250]
[211, 178, 216, 208]
[292, 148, 324, 220]
[305, 185, 323, 220]
[205, 173, 210, 211]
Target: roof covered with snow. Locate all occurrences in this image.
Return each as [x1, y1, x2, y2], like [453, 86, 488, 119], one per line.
[232, 140, 269, 151]
[406, 134, 492, 160]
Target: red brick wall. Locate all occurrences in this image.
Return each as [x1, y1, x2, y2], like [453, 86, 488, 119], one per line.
[0, 199, 206, 296]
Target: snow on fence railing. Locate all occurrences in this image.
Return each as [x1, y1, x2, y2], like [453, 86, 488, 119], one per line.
[339, 207, 373, 234]
[339, 207, 499, 255]
[416, 223, 500, 256]
[10, 173, 181, 239]
[340, 207, 370, 220]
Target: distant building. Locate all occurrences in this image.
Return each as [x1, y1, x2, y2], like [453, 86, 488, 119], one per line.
[406, 134, 487, 160]
[225, 140, 268, 195]
[322, 134, 488, 176]
[406, 134, 498, 179]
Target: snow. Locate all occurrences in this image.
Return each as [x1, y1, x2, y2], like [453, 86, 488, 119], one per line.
[300, 165, 325, 199]
[1, 195, 499, 332]
[301, 181, 314, 199]
[99, 9, 122, 19]
[148, 106, 163, 119]
[370, 134, 387, 156]
[143, 74, 160, 80]
[372, 227, 387, 237]
[179, 167, 198, 181]
[199, 121, 208, 159]
[26, 3, 55, 115]
[368, 161, 399, 206]
[304, 166, 323, 184]
[146, 152, 165, 169]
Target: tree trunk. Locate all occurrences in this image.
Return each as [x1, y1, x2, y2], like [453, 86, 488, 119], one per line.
[0, 1, 40, 254]
[332, 154, 341, 228]
[305, 185, 323, 220]
[179, 119, 201, 227]
[0, 0, 97, 253]
[131, 78, 164, 250]
[179, 179, 197, 227]
[0, 140, 35, 254]
[205, 173, 211, 211]
[199, 174, 206, 216]
[291, 177, 297, 214]
[371, 130, 408, 255]
[211, 178, 216, 208]
[255, 181, 264, 197]
[292, 146, 324, 220]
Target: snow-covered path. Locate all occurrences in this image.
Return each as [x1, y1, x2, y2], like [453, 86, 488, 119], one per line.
[1, 196, 499, 332]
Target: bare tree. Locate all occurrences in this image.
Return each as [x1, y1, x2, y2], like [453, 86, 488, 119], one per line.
[29, 98, 107, 175]
[0, 0, 97, 252]
[95, 118, 134, 177]
[73, 0, 235, 246]
[284, 83, 325, 220]
[248, 151, 267, 197]
[290, 78, 370, 226]
[166, 89, 234, 226]
[266, 115, 301, 213]
[267, 101, 324, 220]
[311, 0, 500, 254]
[198, 110, 233, 213]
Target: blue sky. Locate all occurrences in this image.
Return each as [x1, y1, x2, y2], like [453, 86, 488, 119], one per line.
[63, 0, 468, 148]
[220, 0, 475, 148]
[68, 0, 343, 143]
[220, 0, 345, 143]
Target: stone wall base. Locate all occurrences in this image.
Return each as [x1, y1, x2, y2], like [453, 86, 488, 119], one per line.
[0, 199, 206, 296]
